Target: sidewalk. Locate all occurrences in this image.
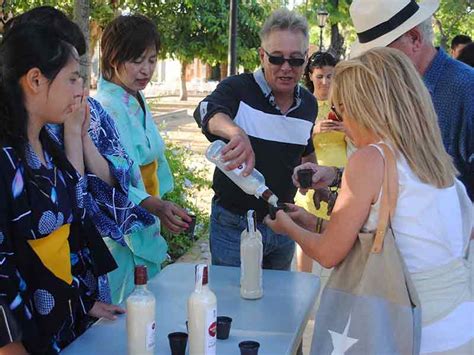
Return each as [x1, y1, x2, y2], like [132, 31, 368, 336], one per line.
[152, 99, 329, 354]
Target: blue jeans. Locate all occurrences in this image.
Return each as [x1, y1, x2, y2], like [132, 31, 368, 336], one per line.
[209, 201, 295, 271]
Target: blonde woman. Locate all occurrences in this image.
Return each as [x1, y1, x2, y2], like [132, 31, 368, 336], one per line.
[266, 48, 473, 353]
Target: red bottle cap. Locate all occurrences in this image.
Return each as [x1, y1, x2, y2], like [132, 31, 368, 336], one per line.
[202, 265, 208, 285]
[134, 265, 148, 285]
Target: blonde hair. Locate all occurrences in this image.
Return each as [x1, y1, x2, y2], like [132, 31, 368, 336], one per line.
[331, 47, 456, 188]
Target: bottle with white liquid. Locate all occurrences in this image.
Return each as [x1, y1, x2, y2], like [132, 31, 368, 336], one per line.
[239, 221, 249, 287]
[240, 210, 263, 300]
[126, 265, 156, 355]
[205, 140, 278, 207]
[188, 264, 217, 355]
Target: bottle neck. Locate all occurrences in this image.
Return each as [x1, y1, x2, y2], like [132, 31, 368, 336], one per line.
[135, 284, 148, 291]
[259, 187, 278, 207]
[195, 283, 210, 293]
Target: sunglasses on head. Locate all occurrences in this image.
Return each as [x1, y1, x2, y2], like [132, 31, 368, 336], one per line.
[330, 104, 343, 122]
[263, 49, 306, 67]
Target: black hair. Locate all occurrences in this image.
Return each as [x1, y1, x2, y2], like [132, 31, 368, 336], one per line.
[457, 42, 474, 67]
[451, 35, 472, 50]
[303, 51, 339, 93]
[4, 6, 86, 56]
[0, 23, 76, 172]
[100, 14, 160, 81]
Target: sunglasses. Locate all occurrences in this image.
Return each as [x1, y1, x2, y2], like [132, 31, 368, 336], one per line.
[263, 49, 306, 67]
[330, 104, 343, 122]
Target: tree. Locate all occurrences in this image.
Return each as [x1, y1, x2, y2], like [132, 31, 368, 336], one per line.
[297, 0, 354, 58]
[1, 0, 119, 88]
[73, 0, 90, 89]
[130, 0, 270, 100]
[433, 0, 474, 50]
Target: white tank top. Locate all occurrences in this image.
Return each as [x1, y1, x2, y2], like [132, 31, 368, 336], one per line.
[361, 144, 469, 273]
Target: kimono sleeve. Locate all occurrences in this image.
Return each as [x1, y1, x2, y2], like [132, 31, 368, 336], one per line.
[84, 98, 155, 242]
[0, 166, 38, 348]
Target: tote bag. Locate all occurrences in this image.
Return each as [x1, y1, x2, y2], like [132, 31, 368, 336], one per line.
[311, 144, 421, 355]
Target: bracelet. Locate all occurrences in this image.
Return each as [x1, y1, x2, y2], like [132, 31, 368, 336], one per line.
[329, 167, 343, 189]
[315, 216, 324, 234]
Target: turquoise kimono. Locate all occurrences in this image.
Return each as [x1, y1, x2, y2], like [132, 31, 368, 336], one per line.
[95, 77, 173, 303]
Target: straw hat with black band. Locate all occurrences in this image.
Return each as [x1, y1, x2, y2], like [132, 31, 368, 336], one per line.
[349, 0, 440, 58]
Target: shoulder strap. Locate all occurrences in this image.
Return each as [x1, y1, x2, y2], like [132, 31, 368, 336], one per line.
[371, 143, 399, 253]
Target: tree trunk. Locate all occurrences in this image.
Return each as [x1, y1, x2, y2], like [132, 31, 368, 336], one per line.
[327, 0, 344, 58]
[89, 20, 101, 62]
[180, 61, 188, 101]
[73, 0, 91, 91]
[329, 23, 344, 58]
[434, 15, 448, 50]
[220, 62, 228, 80]
[206, 63, 213, 81]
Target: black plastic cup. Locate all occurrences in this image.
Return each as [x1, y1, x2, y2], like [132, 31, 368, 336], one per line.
[269, 203, 289, 220]
[185, 214, 197, 239]
[239, 340, 260, 355]
[297, 168, 314, 188]
[216, 316, 232, 340]
[168, 332, 188, 355]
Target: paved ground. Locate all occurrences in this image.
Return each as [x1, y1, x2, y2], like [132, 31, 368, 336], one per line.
[152, 96, 331, 355]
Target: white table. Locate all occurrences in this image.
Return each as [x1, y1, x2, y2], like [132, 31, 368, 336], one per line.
[63, 263, 320, 354]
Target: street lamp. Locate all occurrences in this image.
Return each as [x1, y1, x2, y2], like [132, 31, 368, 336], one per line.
[317, 6, 329, 51]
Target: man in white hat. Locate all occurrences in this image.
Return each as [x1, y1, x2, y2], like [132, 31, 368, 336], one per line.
[349, 0, 474, 201]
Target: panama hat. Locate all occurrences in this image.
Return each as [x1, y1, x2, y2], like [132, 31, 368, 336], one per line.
[349, 0, 439, 58]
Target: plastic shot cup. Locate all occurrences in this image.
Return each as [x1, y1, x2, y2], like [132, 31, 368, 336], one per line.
[168, 332, 188, 355]
[185, 214, 197, 239]
[239, 340, 260, 355]
[269, 203, 290, 220]
[216, 316, 232, 340]
[297, 168, 314, 188]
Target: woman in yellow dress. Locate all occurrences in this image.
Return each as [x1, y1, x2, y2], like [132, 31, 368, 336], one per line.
[295, 51, 350, 272]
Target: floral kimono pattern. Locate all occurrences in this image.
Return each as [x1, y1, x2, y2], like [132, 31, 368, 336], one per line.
[0, 135, 117, 353]
[47, 97, 155, 246]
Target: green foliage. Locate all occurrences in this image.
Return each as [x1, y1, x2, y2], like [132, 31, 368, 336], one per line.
[295, 0, 355, 53]
[433, 0, 473, 49]
[162, 140, 211, 261]
[295, 0, 473, 55]
[2, 0, 114, 34]
[4, 0, 472, 68]
[127, 0, 270, 71]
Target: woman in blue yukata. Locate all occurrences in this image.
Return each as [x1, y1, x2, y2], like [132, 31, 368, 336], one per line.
[7, 7, 159, 305]
[0, 24, 125, 353]
[95, 14, 192, 303]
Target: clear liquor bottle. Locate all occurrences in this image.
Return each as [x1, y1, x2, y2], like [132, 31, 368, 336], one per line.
[205, 140, 278, 206]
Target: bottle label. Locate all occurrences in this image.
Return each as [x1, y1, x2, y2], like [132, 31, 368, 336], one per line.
[206, 307, 217, 354]
[230, 163, 245, 176]
[146, 321, 156, 351]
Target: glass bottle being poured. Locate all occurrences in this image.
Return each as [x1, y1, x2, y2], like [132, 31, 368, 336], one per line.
[205, 140, 279, 207]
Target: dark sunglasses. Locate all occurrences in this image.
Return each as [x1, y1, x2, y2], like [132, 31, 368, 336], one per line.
[330, 104, 343, 122]
[263, 49, 306, 67]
